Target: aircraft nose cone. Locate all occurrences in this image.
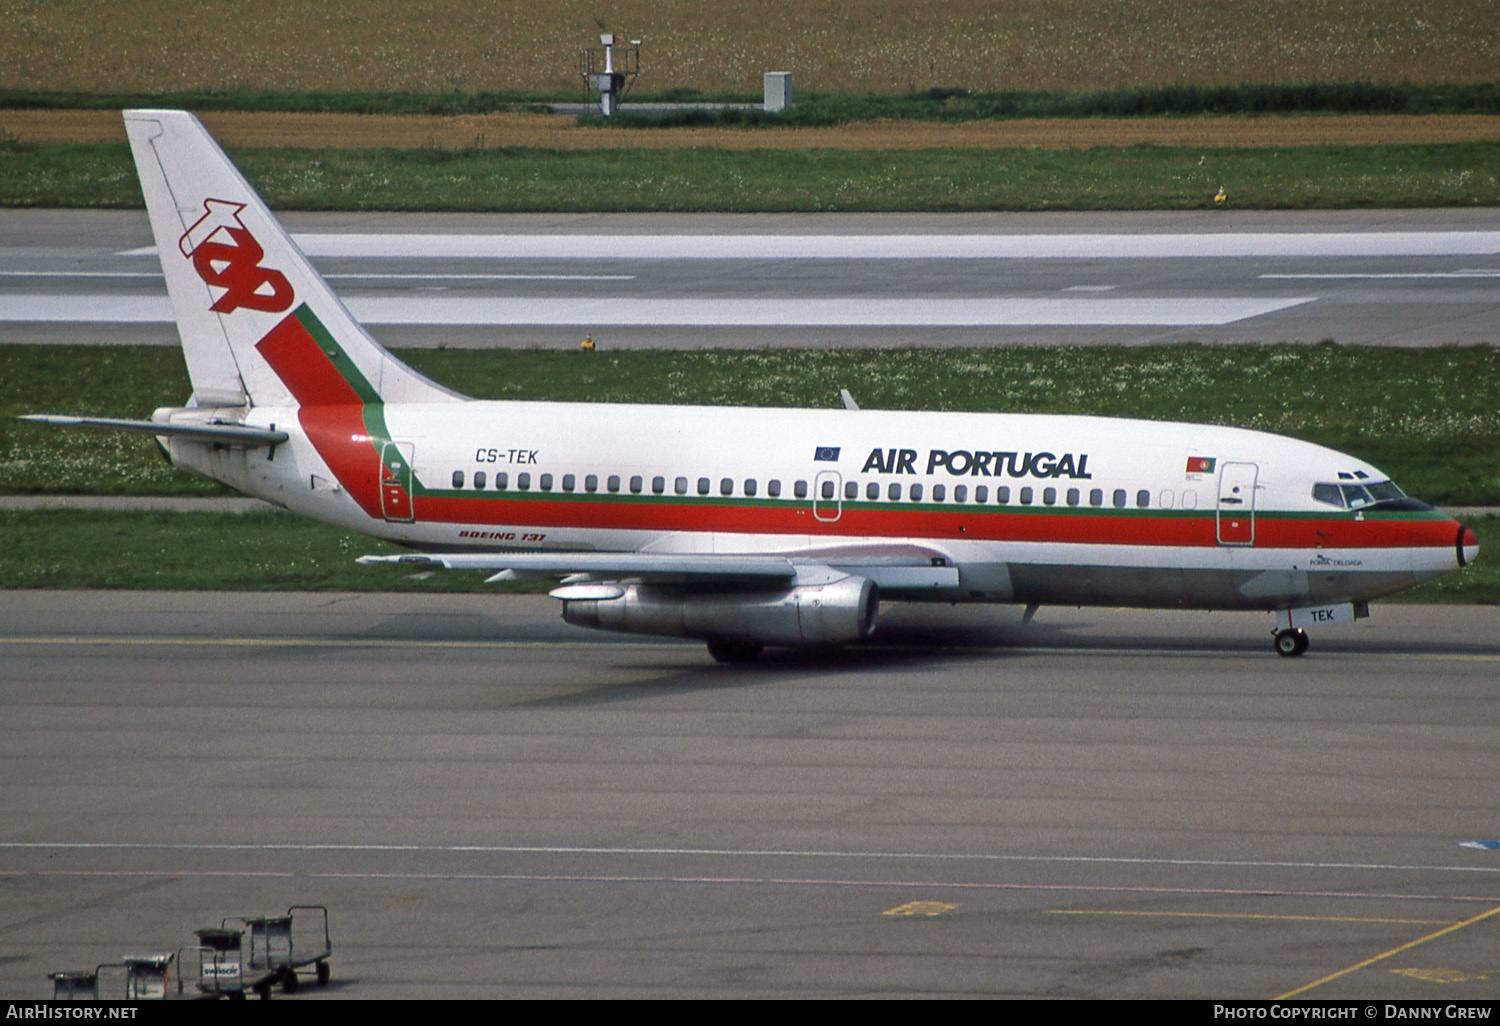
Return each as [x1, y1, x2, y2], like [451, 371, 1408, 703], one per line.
[1458, 524, 1479, 567]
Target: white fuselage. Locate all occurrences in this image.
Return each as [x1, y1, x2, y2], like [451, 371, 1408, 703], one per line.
[162, 399, 1471, 612]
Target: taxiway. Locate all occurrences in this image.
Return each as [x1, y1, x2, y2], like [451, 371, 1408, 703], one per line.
[2, 591, 1498, 998]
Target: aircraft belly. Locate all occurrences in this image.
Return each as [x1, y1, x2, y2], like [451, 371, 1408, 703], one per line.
[1002, 563, 1419, 610]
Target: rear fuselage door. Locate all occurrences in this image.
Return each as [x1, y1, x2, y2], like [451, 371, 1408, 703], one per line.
[1216, 461, 1257, 545]
[380, 440, 416, 522]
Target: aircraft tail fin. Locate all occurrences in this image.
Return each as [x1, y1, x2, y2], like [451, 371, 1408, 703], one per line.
[124, 109, 461, 409]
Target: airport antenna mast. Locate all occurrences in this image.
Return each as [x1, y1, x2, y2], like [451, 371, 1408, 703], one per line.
[580, 35, 641, 117]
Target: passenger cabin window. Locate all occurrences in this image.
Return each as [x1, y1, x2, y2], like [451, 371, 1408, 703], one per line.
[1112, 489, 1126, 508]
[452, 470, 465, 489]
[888, 482, 902, 501]
[561, 474, 575, 492]
[794, 480, 808, 499]
[607, 475, 621, 493]
[1066, 488, 1079, 506]
[844, 481, 858, 500]
[1136, 489, 1150, 508]
[975, 486, 988, 503]
[1019, 487, 1033, 505]
[996, 486, 1010, 504]
[495, 472, 508, 490]
[1043, 487, 1056, 505]
[474, 471, 486, 489]
[821, 480, 836, 500]
[540, 474, 554, 491]
[910, 483, 924, 501]
[866, 482, 879, 500]
[1089, 488, 1102, 507]
[675, 477, 688, 495]
[585, 474, 598, 492]
[518, 473, 531, 490]
[721, 478, 734, 496]
[630, 476, 643, 494]
[932, 484, 946, 502]
[697, 478, 710, 496]
[744, 479, 757, 497]
[767, 480, 781, 498]
[953, 485, 968, 502]
[652, 476, 665, 494]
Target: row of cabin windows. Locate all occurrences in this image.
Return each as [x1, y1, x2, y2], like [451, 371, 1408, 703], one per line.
[454, 471, 806, 498]
[450, 469, 1174, 510]
[823, 482, 1157, 509]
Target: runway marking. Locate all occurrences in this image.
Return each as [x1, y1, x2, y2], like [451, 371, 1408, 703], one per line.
[884, 901, 960, 917]
[1260, 272, 1500, 280]
[0, 271, 162, 278]
[1275, 903, 1500, 999]
[325, 273, 636, 282]
[0, 295, 1316, 327]
[5, 869, 1499, 912]
[1049, 909, 1452, 925]
[1390, 967, 1492, 983]
[6, 841, 1500, 878]
[118, 231, 1500, 261]
[0, 271, 635, 282]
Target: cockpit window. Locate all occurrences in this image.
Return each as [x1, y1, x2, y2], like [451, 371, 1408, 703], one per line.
[1312, 479, 1407, 509]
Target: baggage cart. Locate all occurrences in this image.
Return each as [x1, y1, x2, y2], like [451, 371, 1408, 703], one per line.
[223, 904, 331, 995]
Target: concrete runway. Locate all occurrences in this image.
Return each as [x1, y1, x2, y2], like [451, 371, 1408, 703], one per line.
[3, 209, 1500, 348]
[2, 591, 1498, 999]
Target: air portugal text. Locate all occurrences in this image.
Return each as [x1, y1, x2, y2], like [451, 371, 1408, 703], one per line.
[862, 447, 1092, 480]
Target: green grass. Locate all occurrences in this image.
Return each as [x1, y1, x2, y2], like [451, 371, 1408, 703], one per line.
[9, 82, 1500, 121]
[0, 508, 504, 591]
[5, 344, 1499, 505]
[582, 83, 1500, 128]
[1, 508, 1492, 601]
[4, 141, 1500, 212]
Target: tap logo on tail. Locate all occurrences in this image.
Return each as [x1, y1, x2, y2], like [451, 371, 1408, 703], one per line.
[179, 199, 294, 315]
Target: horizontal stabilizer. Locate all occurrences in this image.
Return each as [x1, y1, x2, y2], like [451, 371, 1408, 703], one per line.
[21, 414, 288, 447]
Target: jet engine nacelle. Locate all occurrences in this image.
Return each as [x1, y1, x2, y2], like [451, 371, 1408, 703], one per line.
[560, 574, 878, 646]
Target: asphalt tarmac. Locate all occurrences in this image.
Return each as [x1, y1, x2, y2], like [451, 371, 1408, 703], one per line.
[3, 208, 1500, 348]
[2, 591, 1498, 999]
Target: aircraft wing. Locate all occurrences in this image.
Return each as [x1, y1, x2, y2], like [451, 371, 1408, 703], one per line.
[21, 414, 288, 448]
[359, 551, 800, 584]
[359, 546, 960, 590]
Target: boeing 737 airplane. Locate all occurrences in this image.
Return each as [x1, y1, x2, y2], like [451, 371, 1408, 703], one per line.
[26, 110, 1479, 661]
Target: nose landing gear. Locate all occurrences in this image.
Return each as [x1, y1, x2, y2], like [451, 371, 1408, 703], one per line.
[1273, 628, 1309, 657]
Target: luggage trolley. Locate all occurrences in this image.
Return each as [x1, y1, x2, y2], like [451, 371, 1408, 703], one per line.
[223, 904, 331, 996]
[122, 954, 174, 1000]
[48, 970, 99, 1000]
[52, 954, 174, 1001]
[178, 928, 247, 999]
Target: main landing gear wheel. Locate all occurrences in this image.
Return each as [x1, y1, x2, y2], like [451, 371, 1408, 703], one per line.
[706, 640, 763, 664]
[1273, 629, 1309, 657]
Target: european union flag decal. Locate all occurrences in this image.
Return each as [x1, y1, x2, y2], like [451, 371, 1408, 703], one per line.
[814, 446, 841, 462]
